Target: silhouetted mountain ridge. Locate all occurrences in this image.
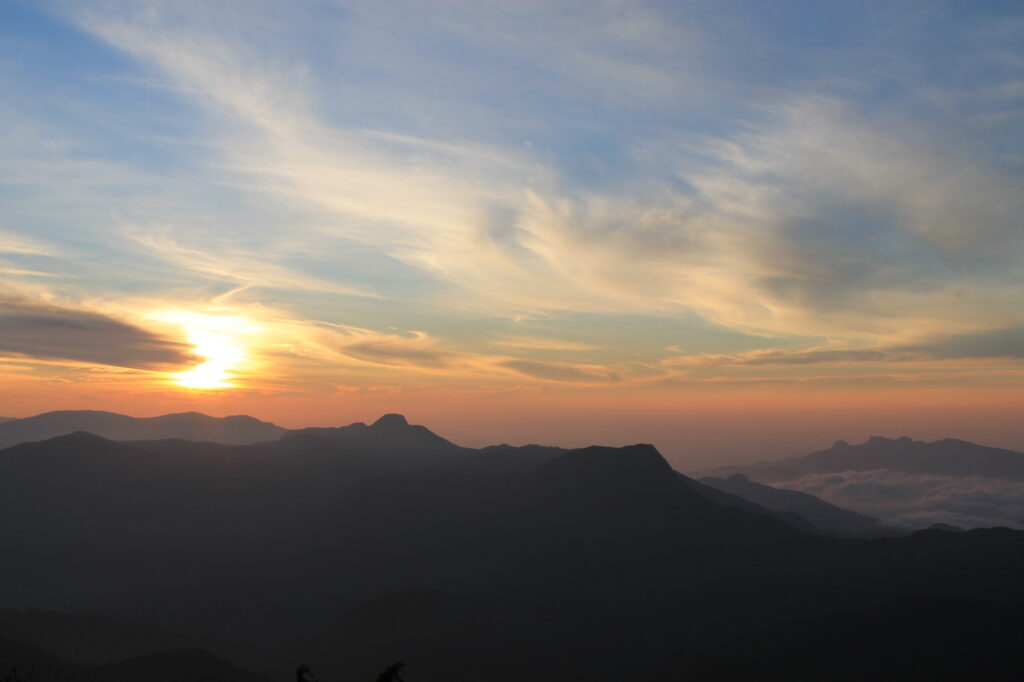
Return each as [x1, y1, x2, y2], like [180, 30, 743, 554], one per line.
[680, 473, 825, 535]
[699, 472, 883, 536]
[278, 412, 464, 457]
[533, 444, 674, 496]
[697, 434, 1024, 481]
[4, 415, 1024, 681]
[0, 410, 285, 449]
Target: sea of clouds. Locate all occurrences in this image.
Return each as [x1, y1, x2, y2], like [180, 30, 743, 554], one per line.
[779, 470, 1024, 530]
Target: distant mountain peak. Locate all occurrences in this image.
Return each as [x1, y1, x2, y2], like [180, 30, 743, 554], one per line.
[372, 413, 410, 429]
[33, 409, 121, 419]
[928, 522, 966, 533]
[696, 434, 1024, 494]
[60, 430, 113, 443]
[863, 435, 916, 446]
[223, 414, 264, 423]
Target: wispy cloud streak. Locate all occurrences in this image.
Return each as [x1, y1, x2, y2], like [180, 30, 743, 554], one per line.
[0, 0, 1021, 395]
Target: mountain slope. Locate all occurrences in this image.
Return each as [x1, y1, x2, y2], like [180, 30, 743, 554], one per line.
[680, 473, 823, 535]
[699, 473, 882, 536]
[296, 448, 1024, 682]
[297, 444, 820, 681]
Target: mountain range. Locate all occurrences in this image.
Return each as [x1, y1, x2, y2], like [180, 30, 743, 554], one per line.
[8, 411, 1022, 483]
[2, 413, 1024, 680]
[698, 435, 1024, 481]
[695, 435, 1024, 530]
[0, 410, 286, 449]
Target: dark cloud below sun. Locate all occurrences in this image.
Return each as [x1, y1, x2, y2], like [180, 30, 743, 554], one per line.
[0, 295, 195, 370]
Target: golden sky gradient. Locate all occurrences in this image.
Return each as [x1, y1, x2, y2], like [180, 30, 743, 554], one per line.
[2, 1, 1023, 467]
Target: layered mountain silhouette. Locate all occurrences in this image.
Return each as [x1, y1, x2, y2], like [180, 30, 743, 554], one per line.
[280, 413, 467, 459]
[681, 473, 836, 535]
[699, 473, 884, 536]
[699, 435, 1024, 482]
[3, 415, 1024, 681]
[0, 410, 285, 449]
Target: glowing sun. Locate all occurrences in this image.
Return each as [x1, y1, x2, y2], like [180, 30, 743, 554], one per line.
[176, 329, 242, 389]
[154, 311, 256, 390]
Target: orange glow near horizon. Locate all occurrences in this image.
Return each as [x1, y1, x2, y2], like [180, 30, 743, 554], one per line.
[1, 368, 1022, 471]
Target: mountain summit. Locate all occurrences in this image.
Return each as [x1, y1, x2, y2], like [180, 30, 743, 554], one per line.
[281, 413, 464, 458]
[371, 413, 410, 429]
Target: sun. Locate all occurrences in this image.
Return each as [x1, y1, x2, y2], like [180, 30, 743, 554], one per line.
[175, 329, 242, 389]
[153, 311, 257, 390]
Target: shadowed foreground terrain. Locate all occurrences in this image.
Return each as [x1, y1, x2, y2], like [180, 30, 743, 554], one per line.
[2, 414, 1023, 681]
[0, 638, 268, 682]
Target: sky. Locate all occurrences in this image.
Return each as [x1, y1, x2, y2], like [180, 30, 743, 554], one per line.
[1, 0, 1023, 469]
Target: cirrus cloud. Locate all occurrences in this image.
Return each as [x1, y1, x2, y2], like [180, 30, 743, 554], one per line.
[3, 0, 1023, 397]
[500, 359, 620, 384]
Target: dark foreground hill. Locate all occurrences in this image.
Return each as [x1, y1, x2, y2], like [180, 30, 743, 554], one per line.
[0, 637, 269, 682]
[2, 416, 1024, 681]
[682, 595, 1024, 682]
[0, 410, 286, 449]
[0, 608, 196, 665]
